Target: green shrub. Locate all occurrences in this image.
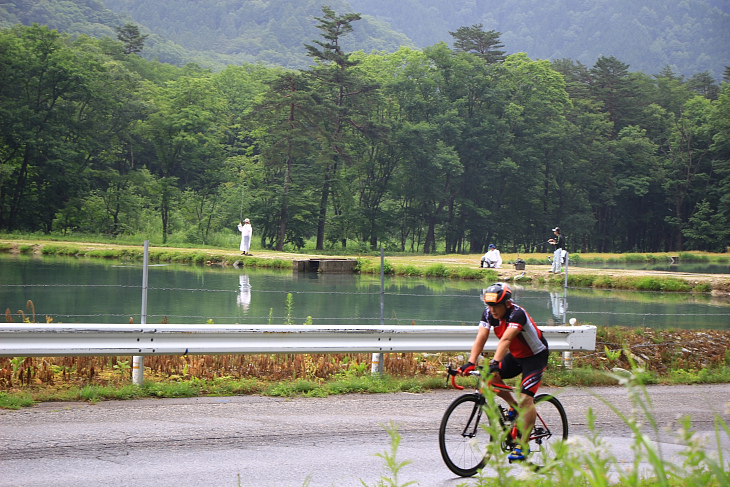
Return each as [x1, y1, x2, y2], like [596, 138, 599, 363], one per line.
[679, 252, 709, 262]
[85, 249, 120, 259]
[623, 253, 647, 262]
[268, 259, 291, 269]
[41, 245, 80, 256]
[142, 381, 201, 398]
[453, 267, 491, 279]
[657, 278, 692, 292]
[398, 264, 421, 277]
[630, 276, 660, 291]
[423, 263, 449, 277]
[0, 391, 35, 409]
[18, 244, 34, 254]
[267, 379, 321, 397]
[567, 274, 597, 287]
[592, 275, 613, 288]
[693, 282, 712, 293]
[354, 257, 378, 274]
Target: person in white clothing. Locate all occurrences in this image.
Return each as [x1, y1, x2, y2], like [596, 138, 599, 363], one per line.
[238, 218, 253, 255]
[480, 243, 502, 268]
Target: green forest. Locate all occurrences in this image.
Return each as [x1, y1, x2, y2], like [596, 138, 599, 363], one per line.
[1, 9, 729, 254]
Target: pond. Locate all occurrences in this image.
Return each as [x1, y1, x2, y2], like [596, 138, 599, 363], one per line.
[1, 255, 728, 330]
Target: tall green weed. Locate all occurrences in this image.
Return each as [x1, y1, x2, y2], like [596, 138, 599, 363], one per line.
[374, 366, 730, 486]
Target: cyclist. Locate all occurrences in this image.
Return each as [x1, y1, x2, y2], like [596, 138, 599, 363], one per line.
[459, 282, 549, 462]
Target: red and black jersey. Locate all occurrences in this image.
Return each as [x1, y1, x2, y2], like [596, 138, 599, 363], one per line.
[479, 303, 548, 358]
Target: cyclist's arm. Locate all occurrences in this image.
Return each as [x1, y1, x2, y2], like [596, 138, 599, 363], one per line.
[492, 325, 520, 362]
[467, 326, 490, 365]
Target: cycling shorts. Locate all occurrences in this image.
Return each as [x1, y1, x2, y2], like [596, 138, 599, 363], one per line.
[495, 348, 549, 397]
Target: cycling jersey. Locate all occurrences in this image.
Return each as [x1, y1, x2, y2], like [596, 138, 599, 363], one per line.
[478, 303, 547, 358]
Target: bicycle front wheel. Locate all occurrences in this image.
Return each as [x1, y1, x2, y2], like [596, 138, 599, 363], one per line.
[529, 394, 568, 467]
[439, 393, 487, 477]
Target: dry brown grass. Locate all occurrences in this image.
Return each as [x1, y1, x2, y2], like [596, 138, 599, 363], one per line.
[0, 352, 438, 390]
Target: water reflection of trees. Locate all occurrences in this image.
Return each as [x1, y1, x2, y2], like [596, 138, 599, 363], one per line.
[356, 275, 728, 308]
[563, 287, 729, 307]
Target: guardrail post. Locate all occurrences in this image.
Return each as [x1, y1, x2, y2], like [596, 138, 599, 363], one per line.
[133, 241, 149, 386]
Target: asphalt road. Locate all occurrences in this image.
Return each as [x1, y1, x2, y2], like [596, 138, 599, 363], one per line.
[1, 384, 729, 486]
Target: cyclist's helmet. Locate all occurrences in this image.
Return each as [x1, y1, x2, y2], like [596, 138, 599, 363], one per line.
[482, 283, 512, 305]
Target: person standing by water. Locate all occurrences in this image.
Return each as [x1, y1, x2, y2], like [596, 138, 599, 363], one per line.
[238, 218, 252, 255]
[548, 227, 564, 273]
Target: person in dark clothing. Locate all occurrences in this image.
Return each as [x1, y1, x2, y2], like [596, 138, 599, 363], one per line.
[548, 227, 565, 273]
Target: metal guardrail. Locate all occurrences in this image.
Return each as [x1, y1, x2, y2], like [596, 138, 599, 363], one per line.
[0, 324, 596, 357]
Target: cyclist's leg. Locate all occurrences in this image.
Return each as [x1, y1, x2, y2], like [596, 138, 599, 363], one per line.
[488, 353, 521, 407]
[516, 349, 549, 447]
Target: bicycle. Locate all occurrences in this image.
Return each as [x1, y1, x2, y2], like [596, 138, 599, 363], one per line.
[438, 365, 568, 477]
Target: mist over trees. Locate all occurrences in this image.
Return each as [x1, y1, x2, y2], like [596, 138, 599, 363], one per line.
[2, 0, 728, 79]
[1, 8, 729, 253]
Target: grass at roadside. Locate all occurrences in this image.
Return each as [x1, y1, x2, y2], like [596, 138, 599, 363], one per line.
[0, 374, 448, 409]
[4, 363, 730, 411]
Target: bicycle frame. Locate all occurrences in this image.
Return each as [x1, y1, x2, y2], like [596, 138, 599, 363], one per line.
[441, 364, 568, 475]
[446, 365, 552, 443]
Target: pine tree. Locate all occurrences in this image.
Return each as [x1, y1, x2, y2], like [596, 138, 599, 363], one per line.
[115, 23, 148, 55]
[449, 24, 505, 63]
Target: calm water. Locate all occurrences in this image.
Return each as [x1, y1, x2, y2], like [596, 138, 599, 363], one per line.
[1, 255, 728, 329]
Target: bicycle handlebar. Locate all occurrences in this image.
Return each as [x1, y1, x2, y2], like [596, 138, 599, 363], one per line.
[447, 364, 512, 393]
[445, 365, 464, 390]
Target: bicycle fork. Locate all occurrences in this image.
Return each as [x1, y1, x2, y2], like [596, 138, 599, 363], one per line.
[461, 400, 484, 438]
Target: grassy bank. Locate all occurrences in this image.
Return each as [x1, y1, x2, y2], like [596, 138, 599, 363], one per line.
[2, 327, 729, 410]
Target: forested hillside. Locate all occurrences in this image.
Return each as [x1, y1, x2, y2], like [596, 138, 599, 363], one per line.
[348, 0, 730, 79]
[2, 0, 728, 77]
[0, 0, 195, 66]
[1, 15, 728, 254]
[0, 0, 414, 70]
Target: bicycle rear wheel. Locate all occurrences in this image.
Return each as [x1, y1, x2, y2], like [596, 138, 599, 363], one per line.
[529, 394, 568, 467]
[439, 393, 489, 477]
